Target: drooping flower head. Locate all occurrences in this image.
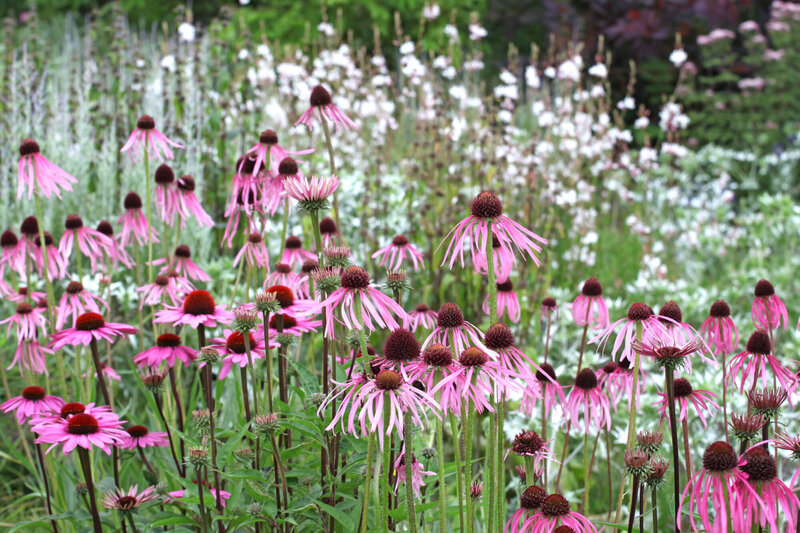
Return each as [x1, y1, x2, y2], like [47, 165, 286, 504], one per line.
[154, 290, 234, 329]
[679, 441, 764, 533]
[563, 368, 612, 434]
[8, 339, 52, 375]
[380, 328, 421, 372]
[393, 450, 435, 498]
[590, 302, 670, 363]
[120, 115, 184, 162]
[234, 233, 271, 269]
[319, 266, 409, 338]
[267, 313, 321, 337]
[372, 235, 426, 271]
[50, 312, 137, 351]
[509, 430, 557, 470]
[405, 343, 462, 414]
[2, 302, 47, 340]
[33, 232, 68, 280]
[726, 329, 796, 394]
[295, 84, 359, 132]
[58, 214, 113, 274]
[484, 323, 554, 384]
[655, 377, 720, 428]
[245, 128, 314, 176]
[539, 296, 557, 324]
[505, 485, 547, 533]
[519, 493, 598, 533]
[700, 299, 738, 355]
[319, 216, 339, 247]
[409, 303, 438, 332]
[482, 279, 520, 323]
[153, 245, 210, 282]
[432, 347, 520, 414]
[94, 220, 133, 270]
[118, 191, 159, 247]
[421, 302, 490, 357]
[571, 277, 609, 329]
[0, 229, 23, 277]
[520, 363, 565, 416]
[438, 191, 547, 270]
[265, 263, 309, 299]
[0, 386, 64, 424]
[281, 236, 316, 267]
[751, 279, 788, 330]
[733, 447, 799, 532]
[55, 281, 108, 329]
[175, 175, 214, 228]
[17, 138, 77, 200]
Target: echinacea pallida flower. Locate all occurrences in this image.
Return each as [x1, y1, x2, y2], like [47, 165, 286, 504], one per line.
[372, 235, 426, 271]
[281, 236, 316, 267]
[175, 174, 214, 228]
[55, 281, 108, 329]
[245, 128, 314, 175]
[654, 377, 719, 428]
[120, 115, 184, 162]
[438, 191, 547, 270]
[393, 450, 435, 498]
[17, 138, 77, 200]
[318, 266, 409, 338]
[58, 214, 113, 273]
[409, 303, 437, 332]
[265, 264, 309, 298]
[483, 278, 520, 322]
[421, 302, 491, 358]
[234, 233, 271, 269]
[732, 446, 799, 531]
[118, 191, 160, 247]
[505, 485, 547, 533]
[563, 368, 611, 434]
[699, 299, 738, 355]
[2, 302, 47, 341]
[515, 493, 598, 533]
[153, 245, 210, 282]
[0, 386, 64, 425]
[590, 302, 670, 363]
[726, 329, 797, 394]
[751, 279, 788, 330]
[295, 85, 358, 132]
[571, 277, 609, 329]
[508, 430, 558, 471]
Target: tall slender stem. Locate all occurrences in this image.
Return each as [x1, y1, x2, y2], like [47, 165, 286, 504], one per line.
[154, 392, 184, 476]
[652, 487, 659, 533]
[486, 221, 497, 324]
[722, 351, 729, 443]
[261, 311, 274, 413]
[36, 443, 58, 533]
[77, 447, 103, 533]
[582, 430, 590, 513]
[360, 433, 376, 533]
[627, 474, 640, 533]
[449, 413, 466, 533]
[168, 367, 186, 471]
[403, 411, 418, 533]
[143, 141, 153, 283]
[666, 368, 680, 529]
[543, 314, 552, 364]
[198, 325, 223, 519]
[433, 369, 447, 533]
[195, 466, 209, 533]
[681, 418, 694, 479]
[319, 117, 343, 240]
[381, 395, 391, 533]
[89, 338, 119, 488]
[463, 400, 475, 533]
[605, 428, 613, 520]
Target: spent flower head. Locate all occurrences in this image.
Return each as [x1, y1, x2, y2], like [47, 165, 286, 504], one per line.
[730, 412, 767, 442]
[233, 307, 259, 332]
[747, 387, 787, 419]
[385, 269, 411, 293]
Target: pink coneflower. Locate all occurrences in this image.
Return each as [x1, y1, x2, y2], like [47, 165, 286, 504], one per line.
[120, 425, 169, 449]
[405, 344, 462, 414]
[55, 281, 107, 329]
[284, 174, 340, 210]
[18, 215, 40, 262]
[34, 408, 127, 455]
[679, 441, 764, 533]
[655, 377, 719, 428]
[207, 330, 272, 380]
[264, 284, 319, 318]
[230, 155, 263, 215]
[520, 363, 565, 416]
[234, 233, 271, 269]
[433, 347, 520, 414]
[393, 450, 435, 498]
[482, 279, 520, 322]
[102, 485, 158, 511]
[260, 157, 298, 216]
[421, 302, 490, 357]
[222, 191, 259, 249]
[563, 368, 611, 434]
[318, 266, 408, 338]
[516, 493, 598, 533]
[90, 362, 121, 382]
[505, 485, 547, 533]
[154, 290, 234, 329]
[50, 312, 137, 351]
[590, 302, 670, 363]
[58, 214, 112, 273]
[438, 191, 547, 270]
[9, 287, 44, 307]
[153, 164, 180, 224]
[0, 386, 64, 424]
[167, 482, 231, 507]
[120, 115, 184, 162]
[632, 338, 704, 376]
[281, 236, 316, 267]
[264, 264, 309, 299]
[571, 277, 609, 329]
[657, 301, 714, 365]
[509, 430, 558, 470]
[727, 329, 796, 394]
[752, 279, 788, 330]
[137, 275, 186, 309]
[267, 314, 321, 337]
[474, 235, 515, 280]
[156, 245, 210, 281]
[322, 368, 439, 449]
[133, 333, 197, 368]
[319, 216, 339, 247]
[409, 303, 437, 332]
[539, 296, 558, 324]
[118, 192, 159, 247]
[371, 235, 425, 271]
[700, 299, 738, 355]
[295, 85, 358, 132]
[245, 129, 314, 175]
[734, 447, 799, 531]
[33, 232, 68, 280]
[17, 138, 77, 200]
[95, 220, 134, 270]
[8, 340, 52, 375]
[484, 323, 554, 384]
[175, 175, 214, 228]
[2, 302, 47, 340]
[0, 229, 23, 276]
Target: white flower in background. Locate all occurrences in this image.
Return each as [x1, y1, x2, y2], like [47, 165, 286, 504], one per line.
[442, 66, 456, 79]
[499, 70, 517, 85]
[468, 24, 487, 40]
[399, 41, 415, 55]
[659, 102, 690, 130]
[616, 96, 635, 110]
[588, 63, 607, 78]
[239, 0, 250, 4]
[557, 58, 581, 82]
[448, 85, 467, 102]
[662, 142, 688, 158]
[178, 22, 195, 43]
[498, 109, 513, 123]
[317, 22, 335, 36]
[669, 48, 688, 67]
[634, 116, 650, 129]
[444, 24, 458, 39]
[238, 49, 250, 61]
[525, 66, 540, 88]
[422, 3, 440, 20]
[494, 84, 518, 100]
[464, 59, 484, 71]
[590, 85, 605, 98]
[160, 54, 176, 72]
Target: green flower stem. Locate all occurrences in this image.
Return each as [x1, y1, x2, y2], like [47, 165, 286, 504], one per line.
[434, 370, 448, 533]
[666, 367, 680, 529]
[381, 395, 391, 533]
[524, 456, 535, 487]
[463, 399, 475, 533]
[360, 432, 376, 533]
[582, 431, 590, 513]
[404, 411, 418, 533]
[449, 413, 466, 533]
[143, 140, 153, 283]
[260, 311, 274, 413]
[167, 367, 186, 472]
[319, 116, 343, 243]
[486, 220, 497, 324]
[721, 480, 734, 533]
[616, 320, 644, 524]
[194, 465, 209, 533]
[279, 197, 290, 259]
[76, 447, 103, 533]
